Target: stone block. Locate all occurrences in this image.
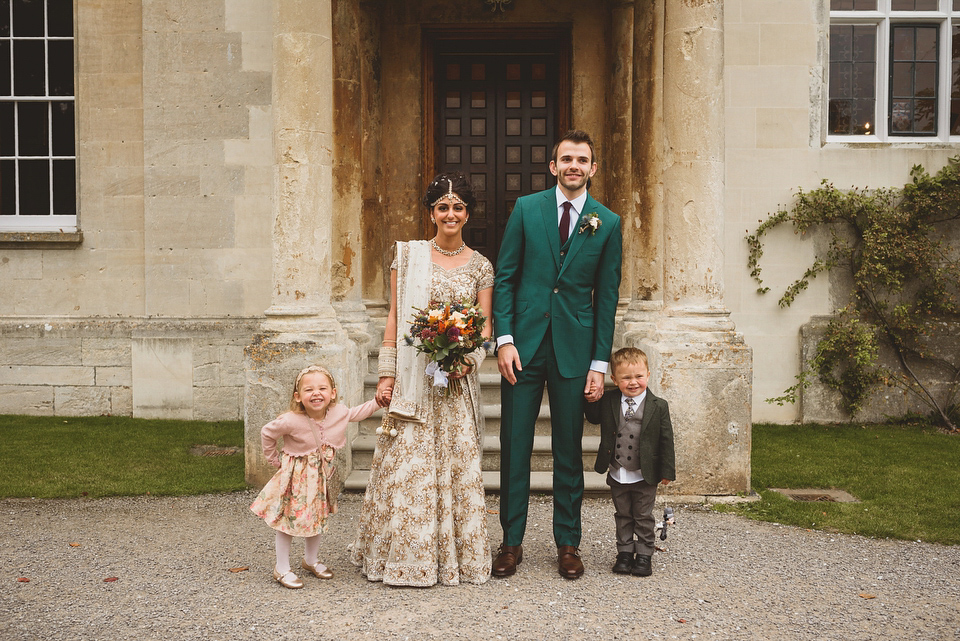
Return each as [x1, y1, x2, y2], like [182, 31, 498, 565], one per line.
[0, 365, 95, 387]
[756, 108, 809, 149]
[725, 23, 760, 66]
[759, 24, 817, 66]
[95, 366, 132, 387]
[0, 386, 54, 415]
[111, 386, 134, 417]
[55, 386, 112, 416]
[132, 337, 194, 419]
[0, 338, 82, 366]
[194, 386, 243, 422]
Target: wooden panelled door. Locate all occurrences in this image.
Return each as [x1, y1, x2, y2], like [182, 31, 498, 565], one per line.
[431, 36, 567, 267]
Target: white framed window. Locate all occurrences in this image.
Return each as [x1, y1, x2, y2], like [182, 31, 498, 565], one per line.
[828, 0, 960, 141]
[0, 0, 75, 232]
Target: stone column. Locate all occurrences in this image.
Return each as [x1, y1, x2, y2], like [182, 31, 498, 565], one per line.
[244, 0, 361, 486]
[618, 0, 665, 349]
[626, 0, 753, 495]
[332, 0, 373, 346]
[608, 1, 634, 304]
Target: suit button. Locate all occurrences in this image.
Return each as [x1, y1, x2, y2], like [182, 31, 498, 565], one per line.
[544, 312, 550, 318]
[553, 288, 559, 293]
[560, 251, 566, 256]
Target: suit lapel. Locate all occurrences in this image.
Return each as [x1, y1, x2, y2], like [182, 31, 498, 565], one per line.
[557, 193, 595, 279]
[640, 391, 656, 434]
[538, 190, 561, 271]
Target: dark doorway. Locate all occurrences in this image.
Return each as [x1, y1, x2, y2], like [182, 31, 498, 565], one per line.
[425, 30, 570, 267]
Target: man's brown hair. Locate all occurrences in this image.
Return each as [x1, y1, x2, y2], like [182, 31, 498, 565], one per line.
[551, 129, 597, 165]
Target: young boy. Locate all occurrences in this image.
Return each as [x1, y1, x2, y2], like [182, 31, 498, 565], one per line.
[585, 347, 675, 577]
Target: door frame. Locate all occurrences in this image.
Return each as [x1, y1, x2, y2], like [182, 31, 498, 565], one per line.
[421, 24, 572, 235]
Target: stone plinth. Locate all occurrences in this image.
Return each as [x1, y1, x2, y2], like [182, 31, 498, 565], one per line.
[622, 308, 753, 496]
[243, 328, 363, 487]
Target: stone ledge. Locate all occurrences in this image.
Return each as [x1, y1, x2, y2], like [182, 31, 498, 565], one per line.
[0, 231, 83, 248]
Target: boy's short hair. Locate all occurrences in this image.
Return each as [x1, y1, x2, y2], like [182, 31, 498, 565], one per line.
[611, 347, 649, 374]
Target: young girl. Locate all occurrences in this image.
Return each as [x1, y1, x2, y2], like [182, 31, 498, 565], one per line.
[250, 365, 381, 589]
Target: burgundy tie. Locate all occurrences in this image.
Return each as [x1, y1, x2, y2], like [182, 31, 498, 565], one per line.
[560, 201, 572, 245]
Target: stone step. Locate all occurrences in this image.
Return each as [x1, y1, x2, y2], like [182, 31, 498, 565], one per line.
[357, 404, 602, 438]
[344, 469, 611, 495]
[350, 433, 601, 472]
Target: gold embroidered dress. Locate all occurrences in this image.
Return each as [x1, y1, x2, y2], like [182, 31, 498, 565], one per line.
[349, 241, 493, 586]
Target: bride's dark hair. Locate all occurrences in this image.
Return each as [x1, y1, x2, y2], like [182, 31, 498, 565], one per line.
[422, 171, 477, 212]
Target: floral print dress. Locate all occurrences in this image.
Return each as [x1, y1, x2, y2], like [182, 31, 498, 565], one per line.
[349, 250, 493, 586]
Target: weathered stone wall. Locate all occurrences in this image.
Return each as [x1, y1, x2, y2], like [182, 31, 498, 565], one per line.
[0, 0, 274, 421]
[800, 316, 960, 424]
[723, 0, 960, 423]
[0, 318, 258, 420]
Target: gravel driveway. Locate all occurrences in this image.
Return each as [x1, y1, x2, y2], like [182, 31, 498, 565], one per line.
[2, 491, 958, 641]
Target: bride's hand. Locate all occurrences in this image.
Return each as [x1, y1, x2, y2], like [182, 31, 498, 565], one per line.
[376, 377, 395, 406]
[448, 362, 473, 379]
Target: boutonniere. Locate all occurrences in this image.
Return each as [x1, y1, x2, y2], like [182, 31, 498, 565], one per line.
[578, 212, 602, 235]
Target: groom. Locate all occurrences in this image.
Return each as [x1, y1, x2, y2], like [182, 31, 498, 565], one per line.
[493, 130, 622, 579]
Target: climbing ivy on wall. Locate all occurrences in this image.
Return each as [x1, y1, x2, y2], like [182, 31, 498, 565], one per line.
[747, 156, 960, 433]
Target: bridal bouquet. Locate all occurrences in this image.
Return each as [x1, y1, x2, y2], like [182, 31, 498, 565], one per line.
[405, 299, 488, 395]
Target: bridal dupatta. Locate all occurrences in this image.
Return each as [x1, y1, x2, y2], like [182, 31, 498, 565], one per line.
[386, 240, 486, 443]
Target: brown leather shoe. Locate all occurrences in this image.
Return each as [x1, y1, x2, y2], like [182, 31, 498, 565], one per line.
[557, 545, 584, 579]
[492, 545, 523, 577]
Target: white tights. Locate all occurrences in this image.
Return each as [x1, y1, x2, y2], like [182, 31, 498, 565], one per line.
[274, 532, 325, 574]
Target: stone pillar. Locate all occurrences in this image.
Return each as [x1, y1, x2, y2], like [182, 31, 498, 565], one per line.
[332, 0, 373, 347]
[244, 0, 361, 487]
[623, 0, 752, 495]
[608, 1, 634, 303]
[618, 0, 665, 349]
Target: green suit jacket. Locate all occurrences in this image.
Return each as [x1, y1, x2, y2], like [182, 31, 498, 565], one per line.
[586, 388, 676, 485]
[494, 188, 622, 378]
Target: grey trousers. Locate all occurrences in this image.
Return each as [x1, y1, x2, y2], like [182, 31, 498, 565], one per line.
[608, 476, 659, 555]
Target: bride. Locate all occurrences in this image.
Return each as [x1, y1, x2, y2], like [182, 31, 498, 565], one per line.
[348, 172, 493, 586]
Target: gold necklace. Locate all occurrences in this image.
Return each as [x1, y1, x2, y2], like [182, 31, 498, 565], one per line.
[430, 238, 465, 256]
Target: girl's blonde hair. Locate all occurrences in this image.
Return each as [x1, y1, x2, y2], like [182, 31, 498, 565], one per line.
[289, 365, 338, 413]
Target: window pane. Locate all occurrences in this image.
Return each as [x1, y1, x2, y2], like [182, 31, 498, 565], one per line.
[893, 27, 914, 61]
[12, 0, 42, 37]
[892, 61, 915, 96]
[17, 100, 46, 154]
[0, 0, 9, 37]
[0, 101, 12, 155]
[47, 39, 71, 95]
[831, 0, 878, 9]
[47, 0, 72, 37]
[52, 158, 73, 214]
[952, 25, 959, 135]
[1, 159, 15, 213]
[889, 25, 939, 135]
[18, 158, 49, 214]
[891, 0, 937, 9]
[915, 61, 936, 96]
[829, 25, 876, 134]
[51, 99, 71, 155]
[914, 98, 936, 131]
[13, 39, 44, 95]
[0, 41, 9, 96]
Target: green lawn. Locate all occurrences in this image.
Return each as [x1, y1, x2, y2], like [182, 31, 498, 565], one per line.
[715, 422, 960, 545]
[2, 415, 957, 545]
[0, 414, 246, 498]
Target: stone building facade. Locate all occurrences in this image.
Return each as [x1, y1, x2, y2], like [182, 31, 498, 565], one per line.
[2, 1, 957, 495]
